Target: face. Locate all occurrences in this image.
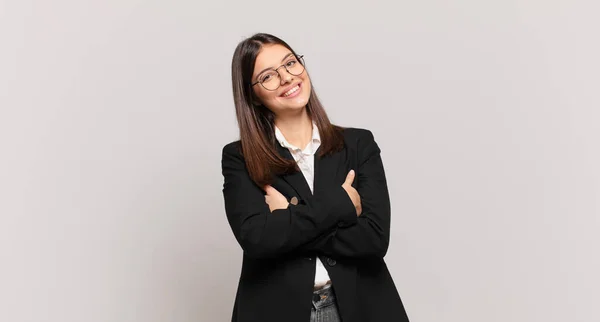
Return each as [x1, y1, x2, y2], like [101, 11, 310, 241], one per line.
[251, 44, 312, 115]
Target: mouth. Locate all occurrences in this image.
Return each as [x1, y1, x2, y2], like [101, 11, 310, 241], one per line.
[280, 82, 302, 98]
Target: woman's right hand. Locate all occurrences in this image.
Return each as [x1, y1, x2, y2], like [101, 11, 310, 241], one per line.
[342, 169, 362, 216]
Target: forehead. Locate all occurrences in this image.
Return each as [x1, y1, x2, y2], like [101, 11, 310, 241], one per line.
[253, 44, 293, 75]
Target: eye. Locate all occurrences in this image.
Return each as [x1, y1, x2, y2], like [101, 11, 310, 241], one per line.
[261, 74, 272, 82]
[260, 70, 278, 83]
[286, 59, 297, 67]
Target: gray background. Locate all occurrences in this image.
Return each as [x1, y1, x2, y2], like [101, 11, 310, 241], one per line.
[1, 0, 598, 321]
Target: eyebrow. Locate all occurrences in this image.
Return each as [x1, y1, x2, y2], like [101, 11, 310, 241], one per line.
[255, 52, 295, 79]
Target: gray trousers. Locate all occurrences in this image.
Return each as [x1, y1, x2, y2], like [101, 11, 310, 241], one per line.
[310, 285, 341, 322]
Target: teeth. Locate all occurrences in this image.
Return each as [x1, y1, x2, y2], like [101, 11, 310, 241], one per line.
[283, 85, 299, 97]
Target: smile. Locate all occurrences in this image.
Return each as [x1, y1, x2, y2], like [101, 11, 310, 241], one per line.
[281, 83, 302, 98]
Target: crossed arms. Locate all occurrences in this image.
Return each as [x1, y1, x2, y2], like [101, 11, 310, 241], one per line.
[221, 130, 391, 260]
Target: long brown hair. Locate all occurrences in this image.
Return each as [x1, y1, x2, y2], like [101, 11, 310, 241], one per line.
[231, 33, 345, 187]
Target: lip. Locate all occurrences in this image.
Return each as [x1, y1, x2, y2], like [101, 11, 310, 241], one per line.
[280, 82, 302, 98]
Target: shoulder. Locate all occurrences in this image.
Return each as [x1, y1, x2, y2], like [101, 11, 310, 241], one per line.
[222, 139, 241, 155]
[339, 126, 381, 157]
[341, 126, 375, 141]
[340, 126, 379, 148]
[221, 140, 243, 165]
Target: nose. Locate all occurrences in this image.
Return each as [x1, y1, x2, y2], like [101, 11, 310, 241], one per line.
[274, 65, 293, 85]
[279, 70, 293, 85]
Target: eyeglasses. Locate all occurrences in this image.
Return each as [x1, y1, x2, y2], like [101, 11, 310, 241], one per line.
[251, 55, 305, 91]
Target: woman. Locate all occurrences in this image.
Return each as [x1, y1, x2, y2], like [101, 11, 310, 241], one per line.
[221, 33, 410, 322]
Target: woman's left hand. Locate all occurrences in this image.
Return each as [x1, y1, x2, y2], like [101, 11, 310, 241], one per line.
[263, 185, 289, 212]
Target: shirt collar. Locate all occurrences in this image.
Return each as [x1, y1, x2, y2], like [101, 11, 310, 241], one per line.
[274, 120, 321, 152]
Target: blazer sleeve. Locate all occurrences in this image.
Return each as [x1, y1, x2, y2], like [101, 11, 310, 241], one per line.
[221, 142, 358, 259]
[305, 129, 392, 259]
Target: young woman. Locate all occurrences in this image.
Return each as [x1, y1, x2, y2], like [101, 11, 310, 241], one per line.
[221, 33, 410, 322]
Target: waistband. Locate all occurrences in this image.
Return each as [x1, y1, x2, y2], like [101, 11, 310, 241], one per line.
[313, 280, 332, 291]
[311, 284, 336, 310]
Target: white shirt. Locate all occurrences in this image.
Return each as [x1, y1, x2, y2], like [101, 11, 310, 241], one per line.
[274, 120, 331, 287]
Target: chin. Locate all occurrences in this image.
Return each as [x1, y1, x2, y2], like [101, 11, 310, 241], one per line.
[275, 95, 308, 108]
[287, 99, 310, 111]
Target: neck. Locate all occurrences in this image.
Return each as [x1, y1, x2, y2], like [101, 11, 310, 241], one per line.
[274, 108, 313, 149]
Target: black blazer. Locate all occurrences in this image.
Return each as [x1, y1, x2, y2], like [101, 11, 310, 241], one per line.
[221, 127, 410, 322]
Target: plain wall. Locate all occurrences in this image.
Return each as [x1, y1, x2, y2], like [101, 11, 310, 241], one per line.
[1, 0, 598, 321]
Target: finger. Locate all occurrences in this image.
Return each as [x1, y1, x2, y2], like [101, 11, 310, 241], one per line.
[269, 185, 283, 196]
[263, 185, 273, 194]
[343, 169, 355, 185]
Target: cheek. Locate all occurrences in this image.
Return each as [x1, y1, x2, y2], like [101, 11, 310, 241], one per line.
[254, 88, 274, 104]
[302, 81, 312, 99]
[265, 91, 280, 103]
[302, 75, 311, 92]
[257, 91, 282, 109]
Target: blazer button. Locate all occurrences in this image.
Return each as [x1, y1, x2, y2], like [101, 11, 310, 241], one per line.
[326, 257, 336, 266]
[305, 257, 312, 261]
[290, 196, 299, 205]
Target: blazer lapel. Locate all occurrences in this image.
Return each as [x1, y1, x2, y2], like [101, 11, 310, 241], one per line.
[313, 146, 347, 195]
[275, 142, 348, 202]
[275, 144, 314, 201]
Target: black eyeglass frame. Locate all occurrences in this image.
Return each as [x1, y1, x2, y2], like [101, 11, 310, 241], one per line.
[251, 55, 306, 91]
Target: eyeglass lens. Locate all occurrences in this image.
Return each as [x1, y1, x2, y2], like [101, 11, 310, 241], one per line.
[258, 57, 305, 90]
